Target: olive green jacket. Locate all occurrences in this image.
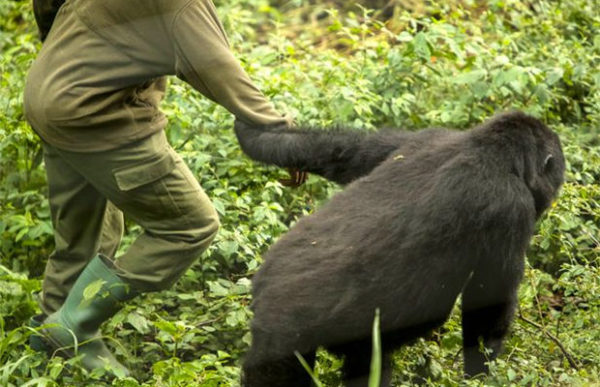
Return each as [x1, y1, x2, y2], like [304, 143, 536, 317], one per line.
[24, 0, 288, 152]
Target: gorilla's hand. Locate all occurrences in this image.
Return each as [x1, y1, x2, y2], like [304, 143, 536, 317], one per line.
[279, 168, 309, 187]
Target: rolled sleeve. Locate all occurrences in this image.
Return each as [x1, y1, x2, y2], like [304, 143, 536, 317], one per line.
[171, 0, 290, 127]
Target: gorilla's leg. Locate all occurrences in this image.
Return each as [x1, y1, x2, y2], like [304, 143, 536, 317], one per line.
[242, 326, 315, 387]
[242, 351, 315, 387]
[332, 341, 393, 387]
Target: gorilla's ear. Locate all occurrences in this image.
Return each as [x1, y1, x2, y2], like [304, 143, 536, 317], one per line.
[543, 154, 555, 173]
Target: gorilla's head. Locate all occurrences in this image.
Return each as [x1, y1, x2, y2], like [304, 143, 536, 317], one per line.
[475, 111, 565, 218]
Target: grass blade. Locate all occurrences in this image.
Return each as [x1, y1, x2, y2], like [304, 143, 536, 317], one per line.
[294, 350, 323, 387]
[368, 308, 382, 387]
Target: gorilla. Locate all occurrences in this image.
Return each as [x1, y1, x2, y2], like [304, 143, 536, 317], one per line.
[233, 112, 565, 386]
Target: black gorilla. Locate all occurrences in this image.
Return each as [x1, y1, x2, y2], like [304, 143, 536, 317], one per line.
[233, 112, 565, 386]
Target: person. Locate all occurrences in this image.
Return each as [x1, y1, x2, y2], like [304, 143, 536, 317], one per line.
[24, 0, 304, 376]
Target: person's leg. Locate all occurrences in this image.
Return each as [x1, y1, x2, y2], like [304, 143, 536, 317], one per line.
[40, 143, 124, 316]
[29, 143, 123, 352]
[53, 130, 220, 292]
[98, 201, 125, 261]
[42, 131, 219, 375]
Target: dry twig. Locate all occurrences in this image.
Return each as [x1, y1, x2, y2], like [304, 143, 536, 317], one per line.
[518, 310, 580, 370]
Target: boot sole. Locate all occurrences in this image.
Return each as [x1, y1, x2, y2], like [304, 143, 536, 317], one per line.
[39, 327, 131, 378]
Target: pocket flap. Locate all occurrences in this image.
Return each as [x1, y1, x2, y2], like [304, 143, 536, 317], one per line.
[113, 152, 175, 191]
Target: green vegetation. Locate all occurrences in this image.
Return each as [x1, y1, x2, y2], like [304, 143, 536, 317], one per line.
[1, 0, 599, 385]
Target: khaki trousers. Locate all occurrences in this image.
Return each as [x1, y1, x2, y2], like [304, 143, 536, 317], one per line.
[40, 131, 219, 315]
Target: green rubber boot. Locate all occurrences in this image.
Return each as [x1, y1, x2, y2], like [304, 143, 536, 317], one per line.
[41, 255, 137, 377]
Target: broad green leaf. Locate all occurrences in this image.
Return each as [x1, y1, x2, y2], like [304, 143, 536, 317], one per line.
[82, 279, 105, 302]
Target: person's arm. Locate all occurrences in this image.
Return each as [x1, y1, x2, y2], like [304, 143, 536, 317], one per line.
[171, 0, 290, 128]
[169, 0, 397, 185]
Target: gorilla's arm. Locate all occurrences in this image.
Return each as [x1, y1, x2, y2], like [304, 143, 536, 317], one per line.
[234, 120, 434, 184]
[461, 214, 532, 376]
[33, 0, 65, 41]
[461, 269, 520, 376]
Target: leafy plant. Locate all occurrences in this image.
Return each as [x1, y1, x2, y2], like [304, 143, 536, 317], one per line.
[0, 0, 598, 385]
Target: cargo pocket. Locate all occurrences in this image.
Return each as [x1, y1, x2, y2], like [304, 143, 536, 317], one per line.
[113, 151, 176, 191]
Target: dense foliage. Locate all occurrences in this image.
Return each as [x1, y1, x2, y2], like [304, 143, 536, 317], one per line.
[1, 0, 599, 385]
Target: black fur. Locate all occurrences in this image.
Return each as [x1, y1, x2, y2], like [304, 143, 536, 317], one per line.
[33, 0, 65, 41]
[234, 112, 565, 386]
[234, 121, 453, 185]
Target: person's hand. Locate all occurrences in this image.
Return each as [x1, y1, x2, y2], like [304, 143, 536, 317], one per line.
[279, 168, 308, 187]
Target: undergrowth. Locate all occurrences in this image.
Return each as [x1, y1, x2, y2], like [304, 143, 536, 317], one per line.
[1, 0, 598, 385]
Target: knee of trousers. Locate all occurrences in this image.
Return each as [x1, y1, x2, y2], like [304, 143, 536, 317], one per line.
[128, 214, 220, 292]
[194, 213, 220, 248]
[179, 210, 220, 255]
[173, 210, 221, 264]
